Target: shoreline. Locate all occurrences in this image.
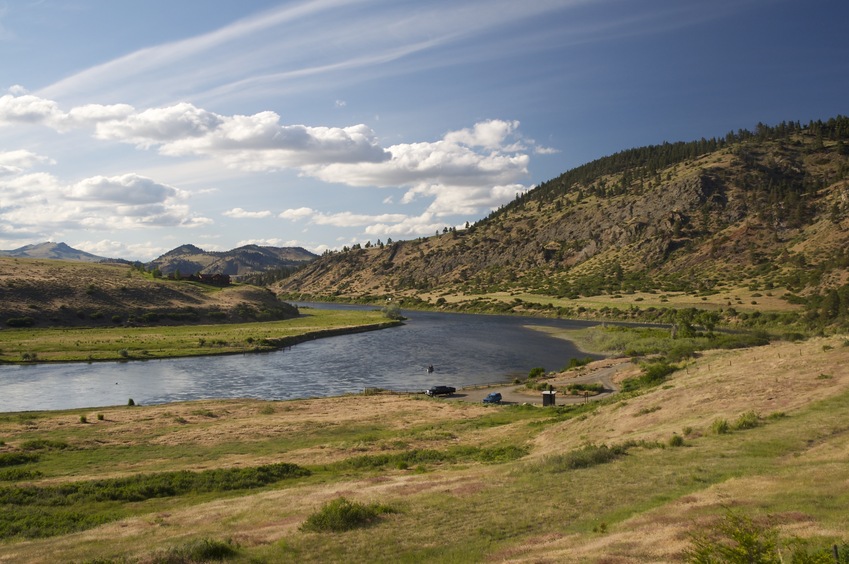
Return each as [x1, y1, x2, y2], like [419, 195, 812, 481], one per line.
[0, 310, 401, 365]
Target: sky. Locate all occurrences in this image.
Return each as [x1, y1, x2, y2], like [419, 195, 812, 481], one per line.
[0, 0, 847, 261]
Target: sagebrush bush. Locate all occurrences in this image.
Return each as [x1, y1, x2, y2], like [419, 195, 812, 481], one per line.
[711, 418, 730, 434]
[153, 537, 239, 562]
[541, 443, 629, 472]
[732, 410, 760, 430]
[685, 510, 780, 563]
[301, 497, 395, 533]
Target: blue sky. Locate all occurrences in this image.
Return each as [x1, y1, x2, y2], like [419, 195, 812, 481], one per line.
[1, 0, 847, 261]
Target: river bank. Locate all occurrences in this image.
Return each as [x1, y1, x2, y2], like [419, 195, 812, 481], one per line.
[0, 308, 397, 364]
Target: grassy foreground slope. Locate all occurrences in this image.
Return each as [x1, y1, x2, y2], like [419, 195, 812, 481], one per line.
[0, 335, 846, 562]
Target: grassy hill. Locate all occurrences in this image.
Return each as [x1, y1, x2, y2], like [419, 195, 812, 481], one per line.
[0, 333, 846, 562]
[276, 117, 849, 333]
[0, 257, 297, 328]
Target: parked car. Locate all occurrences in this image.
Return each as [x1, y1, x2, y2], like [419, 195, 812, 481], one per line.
[482, 392, 502, 404]
[425, 385, 456, 397]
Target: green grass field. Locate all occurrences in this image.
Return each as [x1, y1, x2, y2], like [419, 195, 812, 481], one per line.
[0, 307, 396, 363]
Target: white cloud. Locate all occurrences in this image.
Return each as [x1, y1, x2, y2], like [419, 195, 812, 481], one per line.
[279, 207, 407, 228]
[67, 174, 178, 205]
[2, 91, 535, 236]
[279, 207, 315, 220]
[443, 119, 519, 150]
[363, 212, 443, 238]
[0, 150, 55, 177]
[0, 149, 55, 171]
[73, 239, 167, 262]
[222, 207, 272, 219]
[236, 237, 304, 247]
[0, 93, 64, 128]
[0, 172, 208, 232]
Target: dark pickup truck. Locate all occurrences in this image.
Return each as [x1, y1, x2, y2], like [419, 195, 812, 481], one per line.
[425, 385, 456, 397]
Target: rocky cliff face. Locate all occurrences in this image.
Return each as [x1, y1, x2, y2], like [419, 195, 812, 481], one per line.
[277, 123, 849, 299]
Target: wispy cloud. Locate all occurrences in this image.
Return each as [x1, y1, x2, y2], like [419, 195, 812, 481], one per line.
[36, 0, 584, 106]
[223, 208, 273, 219]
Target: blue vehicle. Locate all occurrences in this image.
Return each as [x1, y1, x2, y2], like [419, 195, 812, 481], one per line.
[482, 392, 502, 404]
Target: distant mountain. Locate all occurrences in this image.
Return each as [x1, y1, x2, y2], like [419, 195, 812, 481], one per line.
[147, 244, 317, 278]
[0, 242, 107, 262]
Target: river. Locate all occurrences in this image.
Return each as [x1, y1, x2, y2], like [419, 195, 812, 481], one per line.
[0, 305, 601, 412]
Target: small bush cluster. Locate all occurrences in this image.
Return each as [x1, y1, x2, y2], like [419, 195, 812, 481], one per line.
[0, 453, 39, 467]
[685, 509, 849, 563]
[6, 317, 35, 328]
[19, 439, 70, 451]
[620, 361, 678, 392]
[541, 442, 636, 472]
[301, 497, 395, 533]
[565, 356, 595, 369]
[152, 537, 240, 562]
[564, 382, 605, 395]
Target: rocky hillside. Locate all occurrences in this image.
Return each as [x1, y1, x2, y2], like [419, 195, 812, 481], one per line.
[276, 117, 849, 322]
[0, 258, 297, 328]
[147, 244, 317, 278]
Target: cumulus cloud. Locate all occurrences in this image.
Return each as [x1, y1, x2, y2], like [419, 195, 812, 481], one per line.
[443, 119, 519, 150]
[278, 207, 315, 220]
[363, 212, 444, 238]
[236, 237, 304, 247]
[67, 174, 178, 205]
[2, 91, 538, 236]
[0, 171, 209, 232]
[0, 93, 64, 128]
[0, 150, 55, 176]
[222, 207, 272, 219]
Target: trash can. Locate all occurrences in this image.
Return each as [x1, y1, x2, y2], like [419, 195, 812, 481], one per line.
[542, 390, 556, 406]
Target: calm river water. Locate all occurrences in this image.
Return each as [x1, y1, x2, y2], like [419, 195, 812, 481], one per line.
[0, 305, 601, 412]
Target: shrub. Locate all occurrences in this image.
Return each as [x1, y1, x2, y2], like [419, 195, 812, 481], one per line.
[19, 439, 69, 451]
[152, 537, 239, 562]
[565, 383, 605, 394]
[6, 317, 35, 327]
[566, 357, 594, 369]
[382, 302, 403, 320]
[684, 510, 780, 563]
[0, 468, 42, 481]
[301, 497, 395, 533]
[79, 415, 87, 424]
[528, 367, 546, 379]
[127, 398, 135, 406]
[732, 410, 760, 430]
[0, 453, 39, 467]
[669, 434, 685, 447]
[711, 418, 730, 434]
[542, 443, 629, 472]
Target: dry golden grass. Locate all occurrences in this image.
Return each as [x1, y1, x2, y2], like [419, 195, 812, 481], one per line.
[1, 336, 847, 562]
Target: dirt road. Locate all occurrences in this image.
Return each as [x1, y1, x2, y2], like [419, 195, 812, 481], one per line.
[444, 359, 632, 406]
